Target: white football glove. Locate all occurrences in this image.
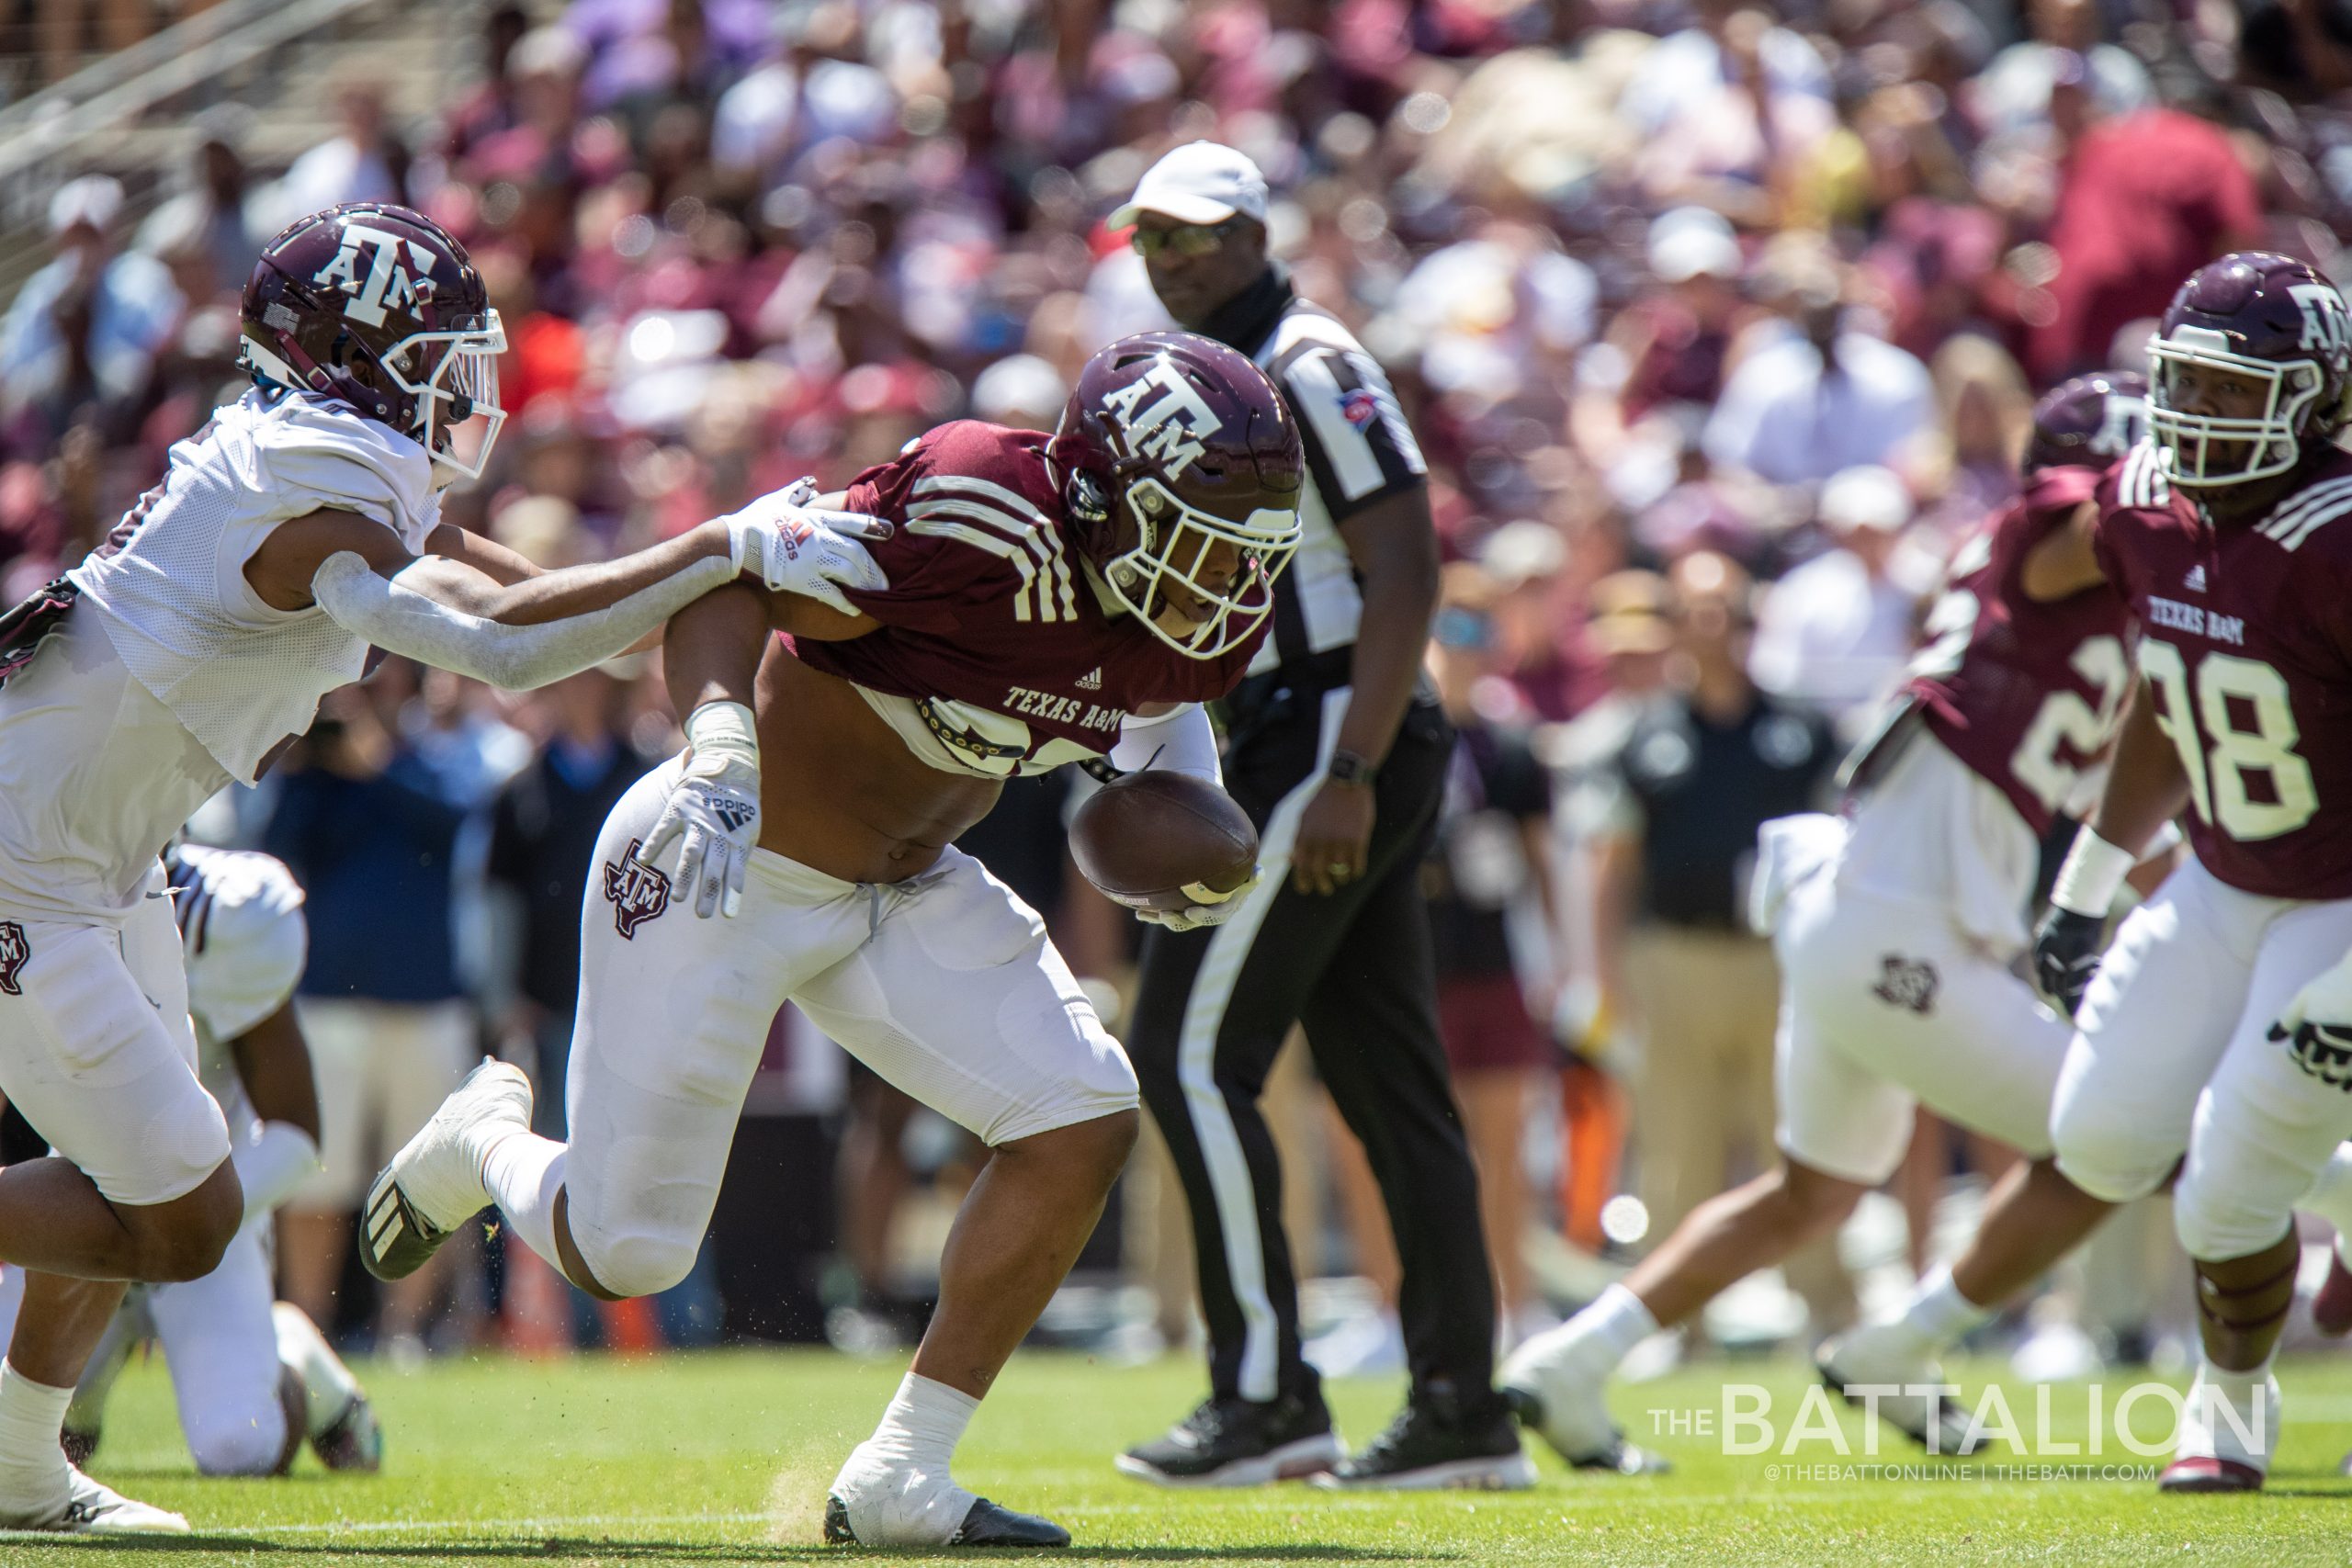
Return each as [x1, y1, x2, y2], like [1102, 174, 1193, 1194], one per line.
[639, 703, 763, 919]
[721, 477, 894, 615]
[1136, 866, 1261, 933]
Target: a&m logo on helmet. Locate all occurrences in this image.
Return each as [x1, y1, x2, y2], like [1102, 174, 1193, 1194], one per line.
[0, 920, 26, 997]
[2292, 283, 2352, 365]
[310, 221, 440, 330]
[1098, 357, 1225, 479]
[603, 840, 672, 939]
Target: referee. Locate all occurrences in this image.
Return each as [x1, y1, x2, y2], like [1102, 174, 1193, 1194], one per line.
[1113, 144, 1530, 1490]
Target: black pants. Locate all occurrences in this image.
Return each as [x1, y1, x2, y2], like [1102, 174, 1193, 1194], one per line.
[1128, 687, 1496, 1407]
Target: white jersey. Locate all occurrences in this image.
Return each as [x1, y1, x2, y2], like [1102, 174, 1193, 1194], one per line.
[167, 844, 308, 1134]
[68, 388, 441, 784]
[0, 389, 434, 924]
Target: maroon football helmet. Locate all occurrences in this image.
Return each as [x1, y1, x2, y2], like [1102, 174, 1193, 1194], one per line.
[240, 202, 507, 483]
[1048, 332, 1303, 659]
[2147, 251, 2352, 488]
[2025, 370, 2148, 477]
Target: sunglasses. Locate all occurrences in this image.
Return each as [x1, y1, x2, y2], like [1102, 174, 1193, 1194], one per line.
[1129, 220, 1240, 259]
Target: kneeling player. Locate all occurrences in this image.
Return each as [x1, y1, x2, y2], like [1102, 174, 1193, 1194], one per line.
[0, 844, 379, 1474]
[361, 333, 1304, 1545]
[1503, 372, 2152, 1468]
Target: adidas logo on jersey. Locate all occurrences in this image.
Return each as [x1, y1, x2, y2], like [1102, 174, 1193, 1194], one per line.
[1077, 668, 1102, 690]
[2183, 564, 2206, 593]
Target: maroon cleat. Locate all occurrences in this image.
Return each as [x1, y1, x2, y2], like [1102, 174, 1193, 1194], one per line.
[2158, 1456, 2264, 1494]
[2313, 1247, 2352, 1337]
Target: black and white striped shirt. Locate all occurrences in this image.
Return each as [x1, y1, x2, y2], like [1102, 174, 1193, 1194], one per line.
[1244, 299, 1429, 677]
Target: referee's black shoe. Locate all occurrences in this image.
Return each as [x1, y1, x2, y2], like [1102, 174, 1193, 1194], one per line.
[1311, 1383, 1537, 1491]
[1115, 1392, 1343, 1487]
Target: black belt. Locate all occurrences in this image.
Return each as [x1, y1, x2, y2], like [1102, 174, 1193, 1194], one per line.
[1215, 646, 1358, 750]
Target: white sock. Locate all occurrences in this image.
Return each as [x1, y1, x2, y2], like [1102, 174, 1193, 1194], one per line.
[2299, 1144, 2352, 1257]
[1570, 1283, 1658, 1370]
[2205, 1354, 2275, 1404]
[1898, 1265, 1990, 1352]
[861, 1371, 978, 1474]
[480, 1129, 567, 1269]
[273, 1303, 361, 1435]
[0, 1360, 73, 1509]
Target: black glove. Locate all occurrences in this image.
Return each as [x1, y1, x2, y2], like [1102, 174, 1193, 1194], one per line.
[2031, 907, 2107, 1020]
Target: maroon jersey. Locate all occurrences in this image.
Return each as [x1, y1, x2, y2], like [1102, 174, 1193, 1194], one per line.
[1907, 465, 2138, 836]
[789, 422, 1266, 777]
[2093, 441, 2352, 899]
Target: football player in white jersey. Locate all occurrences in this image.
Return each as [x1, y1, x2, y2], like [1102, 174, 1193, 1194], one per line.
[0, 200, 886, 1533]
[0, 843, 381, 1475]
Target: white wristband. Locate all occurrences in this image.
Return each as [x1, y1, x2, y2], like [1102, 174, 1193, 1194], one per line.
[2051, 829, 2134, 917]
[684, 700, 760, 773]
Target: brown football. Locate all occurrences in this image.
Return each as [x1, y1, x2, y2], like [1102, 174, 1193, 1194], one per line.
[1070, 771, 1259, 913]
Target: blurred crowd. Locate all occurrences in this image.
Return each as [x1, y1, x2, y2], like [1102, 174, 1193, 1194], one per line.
[0, 0, 2341, 1362]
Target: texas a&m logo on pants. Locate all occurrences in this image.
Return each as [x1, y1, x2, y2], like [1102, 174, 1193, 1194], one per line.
[603, 841, 672, 940]
[1871, 953, 1939, 1017]
[0, 921, 26, 997]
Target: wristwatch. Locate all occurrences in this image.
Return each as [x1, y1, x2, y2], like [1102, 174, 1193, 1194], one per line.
[1327, 749, 1377, 787]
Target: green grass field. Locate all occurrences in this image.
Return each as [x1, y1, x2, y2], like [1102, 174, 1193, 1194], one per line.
[21, 1348, 2352, 1565]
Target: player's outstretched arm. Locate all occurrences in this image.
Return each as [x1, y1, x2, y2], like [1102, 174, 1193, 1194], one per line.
[2035, 681, 2194, 1014]
[245, 491, 888, 692]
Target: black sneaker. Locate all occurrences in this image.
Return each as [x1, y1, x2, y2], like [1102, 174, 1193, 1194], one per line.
[1115, 1393, 1343, 1487]
[1314, 1384, 1536, 1491]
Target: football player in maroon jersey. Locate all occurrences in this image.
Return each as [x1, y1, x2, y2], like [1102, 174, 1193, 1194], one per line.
[1502, 372, 2156, 1469]
[2022, 252, 2352, 1492]
[358, 333, 1304, 1546]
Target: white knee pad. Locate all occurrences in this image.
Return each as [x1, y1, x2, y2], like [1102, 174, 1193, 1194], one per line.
[187, 1398, 290, 1477]
[2050, 1093, 2179, 1205]
[573, 1219, 701, 1300]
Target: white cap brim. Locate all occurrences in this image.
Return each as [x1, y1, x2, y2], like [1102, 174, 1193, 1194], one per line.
[1109, 191, 1241, 230]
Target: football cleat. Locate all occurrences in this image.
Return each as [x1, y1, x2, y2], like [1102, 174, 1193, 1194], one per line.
[1815, 1325, 1982, 1456]
[1312, 1387, 1536, 1491]
[360, 1058, 530, 1281]
[1498, 1331, 1669, 1474]
[312, 1393, 383, 1473]
[827, 1439, 1069, 1548]
[823, 1493, 1069, 1548]
[2158, 1368, 2278, 1495]
[2312, 1243, 2352, 1337]
[0, 1466, 187, 1534]
[1116, 1393, 1342, 1488]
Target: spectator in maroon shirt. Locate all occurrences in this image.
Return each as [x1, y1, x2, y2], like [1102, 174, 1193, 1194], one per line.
[2024, 69, 2263, 382]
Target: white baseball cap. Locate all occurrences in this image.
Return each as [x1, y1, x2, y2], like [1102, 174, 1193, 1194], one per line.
[1647, 206, 1741, 283]
[1819, 465, 1914, 533]
[1110, 141, 1270, 230]
[48, 175, 123, 237]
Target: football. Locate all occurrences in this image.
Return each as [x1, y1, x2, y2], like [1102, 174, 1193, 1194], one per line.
[1069, 771, 1259, 913]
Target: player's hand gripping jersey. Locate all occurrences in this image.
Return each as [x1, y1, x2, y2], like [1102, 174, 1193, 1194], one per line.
[790, 421, 1273, 776]
[2093, 440, 2352, 899]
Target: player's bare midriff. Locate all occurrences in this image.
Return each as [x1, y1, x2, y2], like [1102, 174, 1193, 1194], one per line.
[750, 643, 1004, 886]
